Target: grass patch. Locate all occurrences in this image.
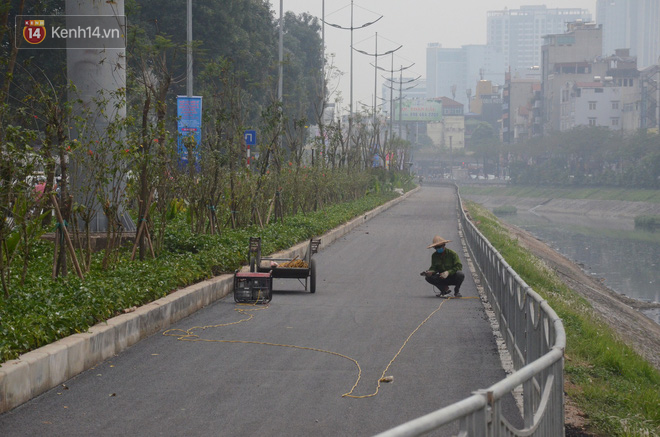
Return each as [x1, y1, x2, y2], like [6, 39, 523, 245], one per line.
[459, 185, 660, 203]
[0, 192, 397, 363]
[634, 215, 660, 231]
[463, 200, 660, 436]
[492, 205, 517, 216]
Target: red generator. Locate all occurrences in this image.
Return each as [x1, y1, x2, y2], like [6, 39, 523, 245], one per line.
[233, 271, 273, 304]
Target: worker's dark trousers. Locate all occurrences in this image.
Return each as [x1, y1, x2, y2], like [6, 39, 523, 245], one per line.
[425, 271, 465, 293]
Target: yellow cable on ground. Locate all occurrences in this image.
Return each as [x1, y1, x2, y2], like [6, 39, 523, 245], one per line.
[163, 295, 477, 398]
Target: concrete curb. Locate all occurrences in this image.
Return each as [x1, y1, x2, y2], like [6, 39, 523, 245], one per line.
[0, 188, 418, 413]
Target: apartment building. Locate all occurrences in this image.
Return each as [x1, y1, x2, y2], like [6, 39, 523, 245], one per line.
[541, 22, 607, 132]
[560, 81, 623, 131]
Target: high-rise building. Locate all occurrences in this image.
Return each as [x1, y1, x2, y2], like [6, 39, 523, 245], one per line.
[487, 5, 592, 75]
[597, 0, 660, 68]
[425, 43, 502, 107]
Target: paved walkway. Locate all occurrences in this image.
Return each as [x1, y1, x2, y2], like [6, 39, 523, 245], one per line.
[0, 186, 521, 436]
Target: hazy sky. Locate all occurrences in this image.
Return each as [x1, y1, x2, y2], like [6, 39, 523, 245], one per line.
[274, 1, 597, 114]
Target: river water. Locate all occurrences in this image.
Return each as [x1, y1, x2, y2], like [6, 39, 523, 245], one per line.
[495, 210, 660, 324]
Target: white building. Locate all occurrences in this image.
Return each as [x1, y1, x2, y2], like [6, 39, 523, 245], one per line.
[560, 81, 623, 131]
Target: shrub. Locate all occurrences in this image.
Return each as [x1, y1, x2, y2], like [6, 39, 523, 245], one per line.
[493, 205, 517, 216]
[634, 215, 660, 231]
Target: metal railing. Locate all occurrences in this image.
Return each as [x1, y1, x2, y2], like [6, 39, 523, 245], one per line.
[375, 188, 566, 437]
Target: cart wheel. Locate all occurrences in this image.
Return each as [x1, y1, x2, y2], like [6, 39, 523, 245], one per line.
[309, 258, 317, 293]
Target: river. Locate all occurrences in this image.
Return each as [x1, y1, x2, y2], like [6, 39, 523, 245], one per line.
[493, 210, 660, 324]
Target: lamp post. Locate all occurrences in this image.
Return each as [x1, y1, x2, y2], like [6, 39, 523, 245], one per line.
[324, 2, 382, 143]
[378, 58, 415, 140]
[353, 33, 401, 124]
[278, 0, 283, 105]
[449, 135, 453, 179]
[187, 0, 192, 96]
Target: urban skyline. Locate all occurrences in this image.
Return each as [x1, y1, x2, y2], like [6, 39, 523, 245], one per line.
[281, 1, 597, 114]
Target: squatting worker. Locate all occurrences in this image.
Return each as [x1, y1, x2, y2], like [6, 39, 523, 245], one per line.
[421, 235, 465, 297]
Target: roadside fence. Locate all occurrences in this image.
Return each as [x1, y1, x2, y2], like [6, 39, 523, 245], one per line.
[375, 186, 566, 437]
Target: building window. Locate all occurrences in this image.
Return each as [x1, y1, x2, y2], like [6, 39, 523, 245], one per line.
[611, 118, 619, 126]
[611, 101, 619, 110]
[588, 118, 597, 126]
[589, 101, 596, 110]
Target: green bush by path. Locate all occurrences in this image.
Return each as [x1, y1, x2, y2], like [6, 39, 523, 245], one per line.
[464, 200, 660, 436]
[0, 192, 398, 363]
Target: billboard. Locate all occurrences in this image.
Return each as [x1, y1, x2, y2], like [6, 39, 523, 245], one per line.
[177, 96, 202, 166]
[392, 99, 442, 122]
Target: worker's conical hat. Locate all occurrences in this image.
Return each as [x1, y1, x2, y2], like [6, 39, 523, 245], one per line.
[427, 235, 451, 249]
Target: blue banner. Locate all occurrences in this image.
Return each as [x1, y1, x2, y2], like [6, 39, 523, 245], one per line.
[177, 96, 202, 167]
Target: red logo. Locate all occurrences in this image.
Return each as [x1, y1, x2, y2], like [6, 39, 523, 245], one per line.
[23, 20, 46, 45]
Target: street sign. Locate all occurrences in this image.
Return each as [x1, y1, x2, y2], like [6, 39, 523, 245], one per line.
[244, 130, 256, 146]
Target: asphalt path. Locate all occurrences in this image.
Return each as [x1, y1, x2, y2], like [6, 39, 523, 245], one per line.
[0, 186, 522, 436]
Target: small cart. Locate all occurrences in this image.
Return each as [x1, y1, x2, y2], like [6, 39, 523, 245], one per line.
[233, 271, 273, 304]
[248, 237, 321, 293]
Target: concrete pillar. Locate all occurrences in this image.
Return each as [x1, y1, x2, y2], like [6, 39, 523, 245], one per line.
[66, 0, 134, 232]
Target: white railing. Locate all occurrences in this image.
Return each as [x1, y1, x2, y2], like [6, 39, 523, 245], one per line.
[375, 188, 566, 437]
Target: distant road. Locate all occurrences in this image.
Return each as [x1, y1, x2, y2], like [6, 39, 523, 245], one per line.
[0, 186, 521, 436]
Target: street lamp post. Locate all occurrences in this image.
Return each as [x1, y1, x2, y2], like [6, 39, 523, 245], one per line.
[324, 3, 382, 143]
[449, 135, 453, 179]
[187, 0, 192, 96]
[379, 61, 416, 140]
[278, 0, 283, 104]
[354, 33, 401, 124]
